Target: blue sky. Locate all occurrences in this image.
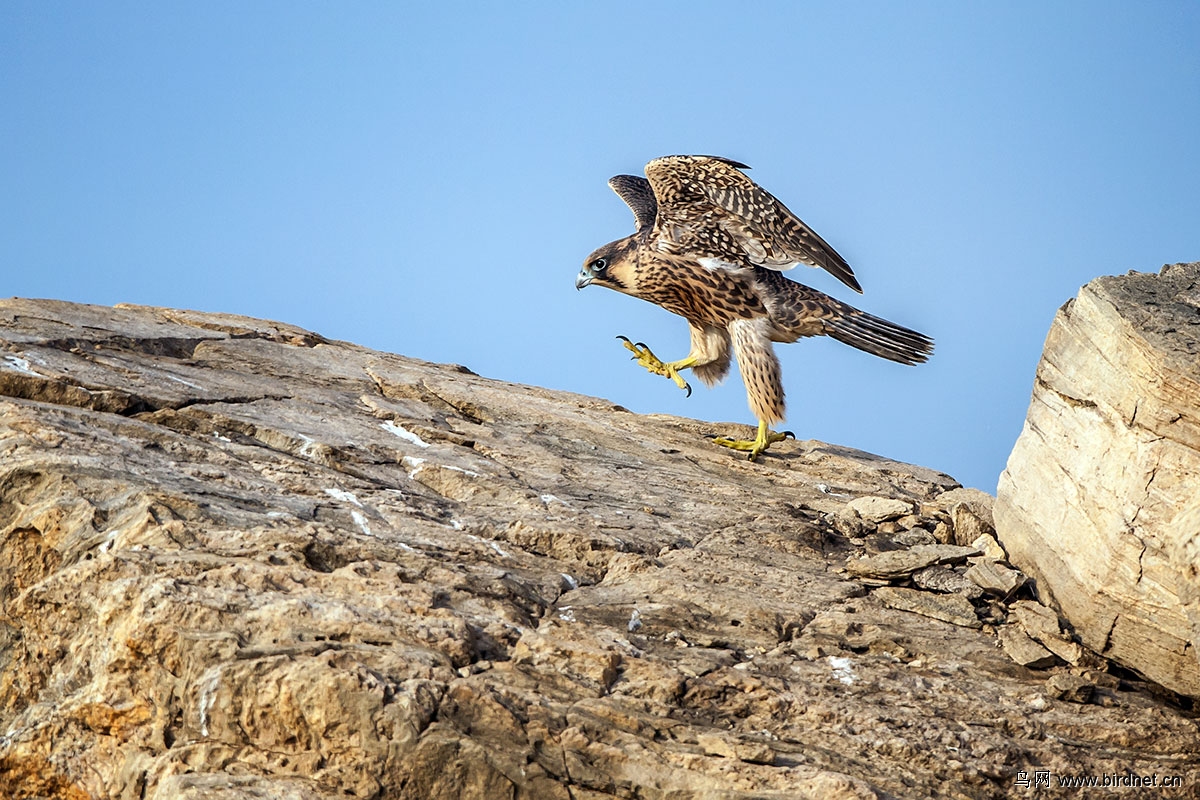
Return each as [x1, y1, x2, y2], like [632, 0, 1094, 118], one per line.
[3, 2, 1198, 492]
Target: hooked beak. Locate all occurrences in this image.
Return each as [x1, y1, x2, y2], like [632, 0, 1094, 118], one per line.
[575, 269, 592, 290]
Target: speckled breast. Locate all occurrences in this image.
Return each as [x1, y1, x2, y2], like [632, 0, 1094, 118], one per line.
[636, 256, 765, 327]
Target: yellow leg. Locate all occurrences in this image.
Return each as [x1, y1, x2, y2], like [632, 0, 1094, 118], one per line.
[712, 419, 794, 461]
[616, 336, 695, 396]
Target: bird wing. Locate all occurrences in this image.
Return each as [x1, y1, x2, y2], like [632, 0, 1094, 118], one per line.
[608, 175, 658, 231]
[644, 155, 862, 293]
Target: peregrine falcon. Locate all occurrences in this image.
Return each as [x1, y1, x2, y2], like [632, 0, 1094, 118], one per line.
[576, 155, 933, 461]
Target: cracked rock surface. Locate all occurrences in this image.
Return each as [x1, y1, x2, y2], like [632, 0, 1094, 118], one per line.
[2, 298, 1198, 799]
[996, 262, 1200, 699]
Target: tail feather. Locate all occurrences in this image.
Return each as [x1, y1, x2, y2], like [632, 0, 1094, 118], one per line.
[754, 269, 933, 365]
[824, 309, 933, 365]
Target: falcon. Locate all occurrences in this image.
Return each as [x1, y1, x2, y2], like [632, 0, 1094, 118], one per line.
[576, 155, 933, 461]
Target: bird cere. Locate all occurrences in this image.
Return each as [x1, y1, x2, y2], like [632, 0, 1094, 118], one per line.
[577, 155, 933, 461]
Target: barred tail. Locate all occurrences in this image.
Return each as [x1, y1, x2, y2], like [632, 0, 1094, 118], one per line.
[754, 269, 933, 365]
[824, 307, 933, 365]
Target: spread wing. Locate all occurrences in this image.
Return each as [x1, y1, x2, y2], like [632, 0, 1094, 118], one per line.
[644, 155, 862, 293]
[608, 175, 658, 231]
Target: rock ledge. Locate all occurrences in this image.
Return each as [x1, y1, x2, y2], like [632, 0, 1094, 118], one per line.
[1, 298, 1197, 799]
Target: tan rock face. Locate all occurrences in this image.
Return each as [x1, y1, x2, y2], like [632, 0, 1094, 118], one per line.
[996, 262, 1200, 698]
[2, 298, 1198, 799]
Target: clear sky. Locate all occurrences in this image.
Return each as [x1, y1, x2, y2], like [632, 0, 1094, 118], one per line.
[3, 2, 1198, 492]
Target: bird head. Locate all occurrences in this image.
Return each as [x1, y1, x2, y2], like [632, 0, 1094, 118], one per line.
[576, 237, 636, 292]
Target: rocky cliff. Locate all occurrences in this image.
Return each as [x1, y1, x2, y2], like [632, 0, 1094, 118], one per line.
[996, 262, 1200, 699]
[1, 298, 1197, 799]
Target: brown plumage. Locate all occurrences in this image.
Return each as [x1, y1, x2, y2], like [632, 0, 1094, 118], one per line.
[576, 155, 932, 459]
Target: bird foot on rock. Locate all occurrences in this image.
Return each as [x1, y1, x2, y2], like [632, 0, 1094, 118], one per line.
[616, 336, 692, 396]
[712, 421, 794, 461]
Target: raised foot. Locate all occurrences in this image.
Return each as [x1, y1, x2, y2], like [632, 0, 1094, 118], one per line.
[712, 421, 795, 461]
[616, 335, 692, 397]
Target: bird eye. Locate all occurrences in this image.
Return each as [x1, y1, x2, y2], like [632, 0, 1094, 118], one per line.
[591, 258, 607, 271]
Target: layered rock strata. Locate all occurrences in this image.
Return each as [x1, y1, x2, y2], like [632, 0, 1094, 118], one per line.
[1, 298, 1197, 799]
[996, 262, 1200, 699]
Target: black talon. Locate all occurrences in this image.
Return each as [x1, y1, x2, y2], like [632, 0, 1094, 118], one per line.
[782, 431, 795, 440]
[634, 342, 648, 350]
[684, 385, 692, 398]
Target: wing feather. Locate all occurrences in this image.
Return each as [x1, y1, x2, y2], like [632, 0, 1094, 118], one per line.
[607, 175, 658, 231]
[644, 155, 862, 293]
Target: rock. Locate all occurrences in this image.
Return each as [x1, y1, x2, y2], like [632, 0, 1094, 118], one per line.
[1, 298, 1198, 799]
[1171, 498, 1200, 674]
[997, 626, 1058, 669]
[969, 533, 1007, 562]
[950, 505, 994, 548]
[845, 544, 981, 580]
[911, 565, 983, 599]
[830, 507, 871, 539]
[932, 488, 996, 546]
[695, 733, 775, 765]
[930, 520, 954, 545]
[1045, 673, 1096, 704]
[872, 587, 981, 629]
[996, 262, 1200, 698]
[846, 496, 913, 523]
[965, 560, 1026, 597]
[1009, 601, 1085, 666]
[932, 488, 995, 526]
[892, 528, 938, 548]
